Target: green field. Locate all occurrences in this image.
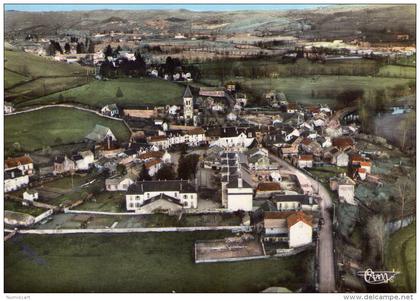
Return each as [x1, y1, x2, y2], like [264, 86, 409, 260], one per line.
[5, 50, 92, 102]
[377, 65, 416, 78]
[22, 78, 185, 108]
[195, 58, 381, 79]
[4, 232, 313, 293]
[5, 50, 89, 78]
[235, 76, 413, 106]
[5, 107, 131, 153]
[9, 77, 89, 102]
[4, 69, 30, 89]
[385, 222, 416, 292]
[4, 200, 46, 217]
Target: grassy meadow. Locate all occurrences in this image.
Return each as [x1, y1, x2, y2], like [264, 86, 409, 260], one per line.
[21, 78, 185, 108]
[5, 107, 131, 153]
[385, 222, 416, 292]
[5, 232, 313, 293]
[5, 50, 93, 102]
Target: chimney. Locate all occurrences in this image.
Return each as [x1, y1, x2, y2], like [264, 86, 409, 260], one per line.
[141, 183, 144, 191]
[238, 177, 243, 188]
[107, 136, 111, 150]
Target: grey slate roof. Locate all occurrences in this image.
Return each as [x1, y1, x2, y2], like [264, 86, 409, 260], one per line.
[183, 85, 193, 98]
[127, 180, 196, 194]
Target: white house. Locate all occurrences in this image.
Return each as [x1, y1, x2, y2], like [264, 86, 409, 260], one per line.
[226, 177, 253, 211]
[285, 128, 300, 142]
[337, 176, 356, 205]
[106, 175, 135, 191]
[162, 151, 172, 164]
[101, 104, 119, 117]
[5, 168, 29, 193]
[210, 129, 255, 150]
[73, 150, 95, 170]
[85, 124, 117, 143]
[5, 155, 34, 176]
[168, 105, 179, 116]
[4, 102, 14, 114]
[297, 155, 313, 169]
[333, 151, 349, 167]
[287, 211, 313, 248]
[23, 190, 39, 202]
[126, 180, 198, 211]
[144, 159, 162, 177]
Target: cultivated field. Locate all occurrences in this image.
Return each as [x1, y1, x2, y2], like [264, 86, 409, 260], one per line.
[5, 232, 313, 292]
[5, 107, 131, 153]
[23, 78, 185, 108]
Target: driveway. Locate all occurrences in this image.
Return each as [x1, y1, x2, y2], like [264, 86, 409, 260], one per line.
[268, 153, 336, 292]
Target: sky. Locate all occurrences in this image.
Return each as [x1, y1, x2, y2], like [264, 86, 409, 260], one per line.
[5, 4, 331, 12]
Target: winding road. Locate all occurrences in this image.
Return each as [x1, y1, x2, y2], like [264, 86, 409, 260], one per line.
[268, 153, 336, 293]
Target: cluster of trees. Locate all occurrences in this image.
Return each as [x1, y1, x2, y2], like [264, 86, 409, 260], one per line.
[47, 37, 95, 56]
[138, 154, 200, 182]
[46, 40, 63, 55]
[138, 153, 200, 182]
[99, 46, 146, 78]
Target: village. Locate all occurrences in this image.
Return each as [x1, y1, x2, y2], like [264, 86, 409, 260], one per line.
[4, 76, 397, 275]
[3, 4, 417, 295]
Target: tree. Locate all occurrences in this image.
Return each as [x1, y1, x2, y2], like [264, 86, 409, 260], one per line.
[76, 42, 85, 54]
[394, 176, 415, 229]
[113, 45, 122, 57]
[87, 39, 95, 53]
[139, 166, 151, 181]
[104, 45, 113, 58]
[366, 215, 386, 266]
[116, 164, 127, 176]
[58, 94, 64, 102]
[177, 154, 200, 180]
[399, 111, 416, 151]
[64, 43, 71, 54]
[155, 164, 176, 180]
[116, 87, 124, 98]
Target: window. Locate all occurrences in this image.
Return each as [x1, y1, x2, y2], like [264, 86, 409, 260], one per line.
[135, 196, 140, 201]
[146, 193, 150, 198]
[183, 195, 187, 199]
[174, 193, 178, 197]
[190, 195, 193, 199]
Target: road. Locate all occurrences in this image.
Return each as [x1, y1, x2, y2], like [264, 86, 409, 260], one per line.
[268, 153, 336, 292]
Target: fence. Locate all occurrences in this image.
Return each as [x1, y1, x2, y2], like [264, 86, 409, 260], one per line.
[16, 225, 253, 235]
[33, 209, 54, 224]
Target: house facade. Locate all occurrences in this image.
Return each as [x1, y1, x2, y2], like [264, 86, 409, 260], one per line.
[126, 180, 198, 211]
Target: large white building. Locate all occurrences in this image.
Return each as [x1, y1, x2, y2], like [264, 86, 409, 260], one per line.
[210, 127, 255, 150]
[126, 180, 198, 212]
[5, 168, 29, 193]
[226, 177, 253, 211]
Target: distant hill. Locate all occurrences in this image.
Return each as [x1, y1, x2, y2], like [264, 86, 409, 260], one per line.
[5, 4, 415, 43]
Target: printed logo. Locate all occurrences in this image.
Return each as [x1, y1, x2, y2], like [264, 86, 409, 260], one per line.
[357, 268, 400, 284]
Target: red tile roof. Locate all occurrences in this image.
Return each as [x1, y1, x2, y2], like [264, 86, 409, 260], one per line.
[257, 182, 282, 192]
[299, 154, 313, 161]
[287, 211, 313, 228]
[332, 137, 354, 149]
[144, 158, 162, 169]
[5, 156, 33, 168]
[139, 151, 164, 160]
